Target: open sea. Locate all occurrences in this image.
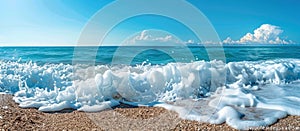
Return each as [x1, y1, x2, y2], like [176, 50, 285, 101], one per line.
[1, 45, 300, 129]
[1, 45, 300, 65]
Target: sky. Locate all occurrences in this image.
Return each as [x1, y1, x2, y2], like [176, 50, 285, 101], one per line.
[0, 0, 299, 46]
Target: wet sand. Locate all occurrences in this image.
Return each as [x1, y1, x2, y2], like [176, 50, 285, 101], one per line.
[0, 94, 299, 130]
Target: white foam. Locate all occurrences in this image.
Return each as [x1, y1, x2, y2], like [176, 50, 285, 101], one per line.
[1, 59, 300, 129]
[78, 100, 120, 112]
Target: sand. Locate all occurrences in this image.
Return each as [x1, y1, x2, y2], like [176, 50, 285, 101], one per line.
[0, 94, 299, 131]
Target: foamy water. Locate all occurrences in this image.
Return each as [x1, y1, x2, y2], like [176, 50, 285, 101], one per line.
[1, 58, 300, 129]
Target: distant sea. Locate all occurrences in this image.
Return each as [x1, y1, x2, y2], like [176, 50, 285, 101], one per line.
[1, 45, 300, 65]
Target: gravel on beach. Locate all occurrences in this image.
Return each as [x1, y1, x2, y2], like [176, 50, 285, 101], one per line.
[0, 94, 299, 130]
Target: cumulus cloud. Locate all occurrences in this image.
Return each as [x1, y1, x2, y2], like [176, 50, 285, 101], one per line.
[125, 30, 182, 46]
[223, 24, 293, 44]
[124, 24, 293, 46]
[126, 30, 222, 45]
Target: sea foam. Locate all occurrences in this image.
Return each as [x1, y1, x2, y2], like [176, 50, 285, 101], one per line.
[1, 59, 300, 129]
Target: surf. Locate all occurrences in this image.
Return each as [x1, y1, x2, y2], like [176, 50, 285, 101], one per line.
[0, 58, 299, 129]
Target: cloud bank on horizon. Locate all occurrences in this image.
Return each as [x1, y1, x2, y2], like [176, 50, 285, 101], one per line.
[125, 30, 183, 46]
[132, 30, 178, 43]
[126, 24, 294, 46]
[223, 24, 293, 44]
[125, 30, 201, 46]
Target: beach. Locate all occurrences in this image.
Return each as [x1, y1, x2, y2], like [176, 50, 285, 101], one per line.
[1, 94, 299, 130]
[1, 46, 300, 130]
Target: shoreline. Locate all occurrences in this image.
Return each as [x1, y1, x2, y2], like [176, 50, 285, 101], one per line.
[0, 94, 299, 130]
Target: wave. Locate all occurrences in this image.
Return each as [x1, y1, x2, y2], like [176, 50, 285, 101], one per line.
[1, 59, 300, 129]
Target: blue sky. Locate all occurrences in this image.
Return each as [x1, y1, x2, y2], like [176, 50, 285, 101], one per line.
[0, 0, 299, 46]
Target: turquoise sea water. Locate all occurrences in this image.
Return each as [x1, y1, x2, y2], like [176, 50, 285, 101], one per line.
[1, 45, 300, 65]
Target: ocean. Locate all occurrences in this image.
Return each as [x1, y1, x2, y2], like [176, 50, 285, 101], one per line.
[1, 45, 300, 65]
[1, 45, 300, 129]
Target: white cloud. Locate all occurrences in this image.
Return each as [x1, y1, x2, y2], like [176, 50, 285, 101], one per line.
[223, 24, 293, 44]
[125, 30, 182, 46]
[126, 30, 223, 46]
[125, 24, 294, 46]
[223, 37, 234, 44]
[137, 30, 150, 40]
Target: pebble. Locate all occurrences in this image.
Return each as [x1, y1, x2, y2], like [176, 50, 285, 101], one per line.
[2, 106, 8, 110]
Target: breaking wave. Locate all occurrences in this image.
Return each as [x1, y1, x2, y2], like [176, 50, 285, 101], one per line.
[1, 59, 300, 129]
